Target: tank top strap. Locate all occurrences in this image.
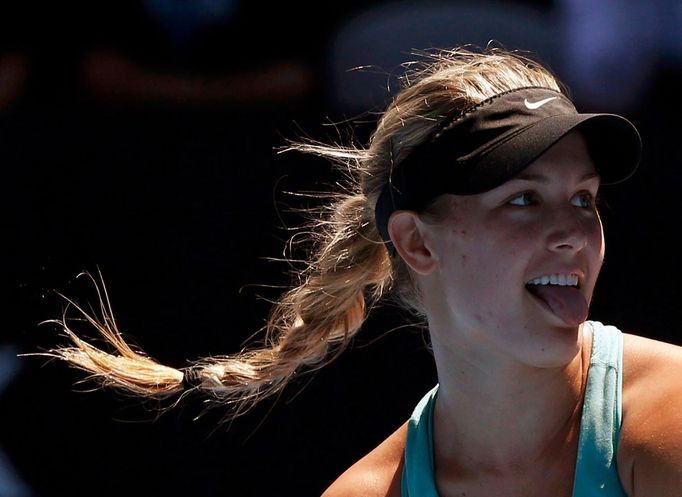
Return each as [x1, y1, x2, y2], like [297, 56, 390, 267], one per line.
[401, 384, 439, 497]
[571, 320, 627, 496]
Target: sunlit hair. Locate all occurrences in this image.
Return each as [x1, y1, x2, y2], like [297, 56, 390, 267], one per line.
[37, 46, 564, 419]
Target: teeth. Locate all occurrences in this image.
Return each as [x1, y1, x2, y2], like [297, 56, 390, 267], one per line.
[527, 273, 579, 287]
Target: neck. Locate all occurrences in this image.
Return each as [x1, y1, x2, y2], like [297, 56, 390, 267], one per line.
[430, 323, 591, 477]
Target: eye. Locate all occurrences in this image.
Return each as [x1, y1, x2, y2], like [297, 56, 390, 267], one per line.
[508, 192, 538, 206]
[571, 192, 595, 208]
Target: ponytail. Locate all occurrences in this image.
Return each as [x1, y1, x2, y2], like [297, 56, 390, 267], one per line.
[39, 179, 393, 418]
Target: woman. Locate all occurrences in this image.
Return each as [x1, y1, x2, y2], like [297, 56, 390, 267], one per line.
[41, 47, 682, 495]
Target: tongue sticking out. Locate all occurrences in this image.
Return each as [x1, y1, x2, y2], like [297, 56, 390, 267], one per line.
[529, 285, 588, 326]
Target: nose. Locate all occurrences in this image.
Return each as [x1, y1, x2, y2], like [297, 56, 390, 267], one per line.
[546, 207, 589, 253]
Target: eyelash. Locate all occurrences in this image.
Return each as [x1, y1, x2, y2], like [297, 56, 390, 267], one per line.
[508, 191, 596, 208]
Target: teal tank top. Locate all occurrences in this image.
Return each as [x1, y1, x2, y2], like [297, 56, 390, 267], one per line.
[401, 321, 626, 496]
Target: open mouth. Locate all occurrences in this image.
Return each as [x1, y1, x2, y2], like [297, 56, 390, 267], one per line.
[525, 273, 587, 326]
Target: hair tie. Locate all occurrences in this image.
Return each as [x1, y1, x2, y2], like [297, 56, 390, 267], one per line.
[182, 367, 203, 390]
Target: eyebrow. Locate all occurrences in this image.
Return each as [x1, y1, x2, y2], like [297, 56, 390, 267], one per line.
[513, 171, 600, 183]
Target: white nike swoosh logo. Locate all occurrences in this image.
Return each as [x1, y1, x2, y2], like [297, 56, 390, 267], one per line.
[524, 96, 558, 109]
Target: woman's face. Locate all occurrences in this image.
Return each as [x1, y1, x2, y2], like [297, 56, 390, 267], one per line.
[420, 131, 604, 366]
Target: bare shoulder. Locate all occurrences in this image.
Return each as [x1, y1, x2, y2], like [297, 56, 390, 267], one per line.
[619, 333, 682, 496]
[321, 422, 408, 497]
[623, 331, 682, 371]
[621, 332, 682, 399]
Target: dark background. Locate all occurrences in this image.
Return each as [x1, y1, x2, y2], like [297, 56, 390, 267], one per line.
[2, 1, 681, 496]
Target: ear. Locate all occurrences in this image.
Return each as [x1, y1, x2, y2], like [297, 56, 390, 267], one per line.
[388, 210, 437, 275]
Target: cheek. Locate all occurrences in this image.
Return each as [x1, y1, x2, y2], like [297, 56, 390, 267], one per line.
[459, 241, 521, 285]
[447, 227, 470, 267]
[589, 218, 605, 262]
[492, 228, 535, 261]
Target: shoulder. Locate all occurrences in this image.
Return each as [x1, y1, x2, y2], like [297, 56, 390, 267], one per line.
[621, 332, 682, 400]
[621, 332, 682, 390]
[618, 332, 682, 496]
[321, 422, 408, 497]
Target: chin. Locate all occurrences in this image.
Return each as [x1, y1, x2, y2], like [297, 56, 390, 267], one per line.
[524, 322, 585, 368]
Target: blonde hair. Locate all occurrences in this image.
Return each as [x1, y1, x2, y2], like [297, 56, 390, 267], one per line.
[38, 47, 563, 419]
